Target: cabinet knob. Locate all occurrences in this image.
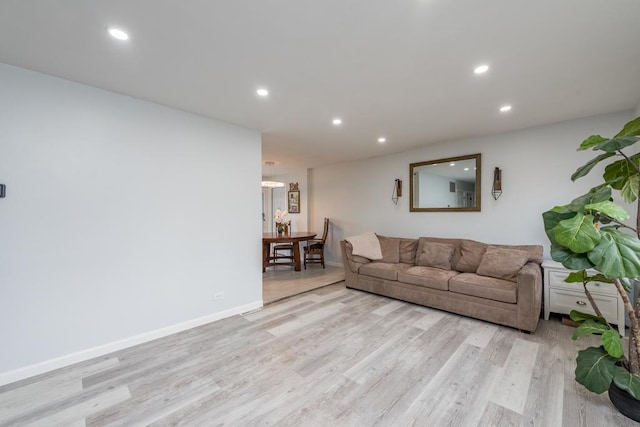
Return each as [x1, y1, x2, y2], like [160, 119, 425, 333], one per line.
[576, 301, 587, 306]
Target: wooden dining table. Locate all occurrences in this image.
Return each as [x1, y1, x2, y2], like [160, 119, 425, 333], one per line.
[262, 231, 317, 272]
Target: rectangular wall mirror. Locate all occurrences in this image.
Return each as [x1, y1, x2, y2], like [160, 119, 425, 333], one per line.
[410, 153, 481, 212]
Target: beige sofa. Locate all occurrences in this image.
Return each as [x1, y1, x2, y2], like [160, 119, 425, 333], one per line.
[340, 235, 543, 333]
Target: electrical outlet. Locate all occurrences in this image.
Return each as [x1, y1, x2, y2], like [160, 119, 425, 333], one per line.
[214, 292, 224, 301]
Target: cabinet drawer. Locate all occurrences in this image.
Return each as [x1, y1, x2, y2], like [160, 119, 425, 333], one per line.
[548, 288, 620, 323]
[548, 270, 617, 296]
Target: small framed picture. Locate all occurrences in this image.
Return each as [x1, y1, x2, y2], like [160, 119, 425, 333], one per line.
[288, 190, 300, 214]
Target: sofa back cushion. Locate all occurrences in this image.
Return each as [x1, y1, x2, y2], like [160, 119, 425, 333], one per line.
[476, 246, 530, 282]
[454, 239, 488, 273]
[416, 237, 462, 269]
[416, 240, 456, 270]
[500, 244, 544, 264]
[399, 238, 418, 264]
[377, 235, 400, 263]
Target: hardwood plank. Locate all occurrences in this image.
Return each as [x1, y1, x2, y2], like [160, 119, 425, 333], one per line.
[463, 322, 498, 349]
[371, 300, 405, 316]
[23, 386, 130, 427]
[489, 338, 540, 414]
[411, 309, 446, 331]
[0, 357, 119, 424]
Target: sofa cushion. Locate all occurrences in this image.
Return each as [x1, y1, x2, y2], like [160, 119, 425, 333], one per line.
[476, 246, 529, 282]
[359, 262, 411, 281]
[398, 266, 459, 291]
[377, 235, 400, 263]
[455, 239, 488, 273]
[416, 242, 455, 270]
[399, 239, 418, 264]
[449, 273, 517, 303]
[346, 232, 383, 260]
[502, 244, 544, 264]
[416, 237, 462, 268]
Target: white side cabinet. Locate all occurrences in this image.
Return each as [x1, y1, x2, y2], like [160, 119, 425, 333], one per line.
[542, 260, 625, 334]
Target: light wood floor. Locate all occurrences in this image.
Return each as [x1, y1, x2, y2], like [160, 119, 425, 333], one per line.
[262, 265, 345, 304]
[1, 283, 636, 426]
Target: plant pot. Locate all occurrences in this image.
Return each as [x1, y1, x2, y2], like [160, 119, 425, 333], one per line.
[608, 382, 640, 422]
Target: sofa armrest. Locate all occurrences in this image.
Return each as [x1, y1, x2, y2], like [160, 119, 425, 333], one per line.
[340, 240, 370, 272]
[516, 262, 543, 332]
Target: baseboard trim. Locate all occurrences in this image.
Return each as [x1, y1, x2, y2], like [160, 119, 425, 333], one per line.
[0, 300, 263, 387]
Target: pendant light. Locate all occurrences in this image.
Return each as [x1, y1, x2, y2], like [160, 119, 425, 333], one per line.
[261, 161, 284, 188]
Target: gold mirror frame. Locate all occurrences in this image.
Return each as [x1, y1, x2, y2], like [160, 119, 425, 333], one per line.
[409, 153, 481, 212]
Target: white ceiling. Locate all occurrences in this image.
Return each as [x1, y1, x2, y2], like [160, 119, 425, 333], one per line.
[1, 1, 639, 174]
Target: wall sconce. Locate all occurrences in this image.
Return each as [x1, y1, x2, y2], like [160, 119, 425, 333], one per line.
[392, 179, 402, 204]
[492, 167, 502, 200]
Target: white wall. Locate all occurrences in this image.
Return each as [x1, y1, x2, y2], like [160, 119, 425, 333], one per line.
[270, 169, 310, 232]
[310, 111, 636, 265]
[0, 64, 263, 378]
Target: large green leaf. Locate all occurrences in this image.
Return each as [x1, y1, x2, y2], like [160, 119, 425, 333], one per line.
[554, 213, 601, 254]
[588, 227, 640, 278]
[550, 204, 572, 214]
[571, 152, 615, 181]
[564, 271, 613, 284]
[572, 319, 610, 340]
[550, 244, 595, 270]
[564, 271, 586, 283]
[575, 346, 619, 393]
[612, 366, 640, 400]
[621, 173, 640, 204]
[615, 116, 640, 138]
[578, 135, 608, 151]
[567, 186, 612, 212]
[593, 136, 640, 153]
[584, 201, 630, 221]
[601, 330, 624, 358]
[603, 158, 638, 190]
[570, 310, 607, 324]
[542, 210, 575, 242]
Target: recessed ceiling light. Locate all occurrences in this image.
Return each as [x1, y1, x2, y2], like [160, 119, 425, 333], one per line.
[474, 64, 489, 74]
[108, 28, 129, 41]
[500, 105, 512, 112]
[450, 162, 456, 167]
[378, 137, 386, 143]
[464, 167, 470, 171]
[332, 118, 342, 125]
[256, 88, 269, 97]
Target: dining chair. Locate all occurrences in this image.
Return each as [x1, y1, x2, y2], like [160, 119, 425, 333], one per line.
[273, 221, 294, 261]
[304, 218, 329, 269]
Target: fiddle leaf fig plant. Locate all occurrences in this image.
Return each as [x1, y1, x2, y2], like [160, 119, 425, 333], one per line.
[542, 115, 640, 400]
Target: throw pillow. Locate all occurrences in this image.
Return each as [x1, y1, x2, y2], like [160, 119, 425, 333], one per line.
[377, 235, 400, 263]
[416, 242, 455, 270]
[399, 239, 418, 264]
[345, 232, 383, 260]
[455, 240, 488, 273]
[476, 246, 529, 282]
